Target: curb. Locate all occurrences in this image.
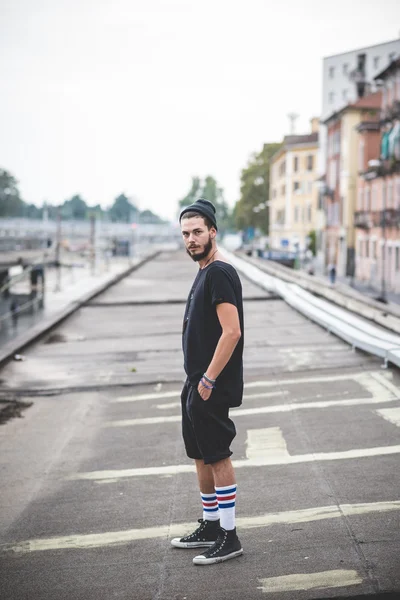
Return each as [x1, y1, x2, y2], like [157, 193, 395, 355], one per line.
[0, 251, 160, 370]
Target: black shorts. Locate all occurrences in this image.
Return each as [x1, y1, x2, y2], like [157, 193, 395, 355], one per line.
[181, 380, 236, 465]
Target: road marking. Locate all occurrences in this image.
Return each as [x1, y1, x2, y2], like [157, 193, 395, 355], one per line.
[4, 501, 399, 554]
[257, 570, 363, 594]
[112, 390, 179, 403]
[111, 371, 394, 403]
[376, 407, 400, 428]
[106, 395, 400, 428]
[156, 402, 181, 410]
[69, 443, 400, 481]
[246, 428, 289, 462]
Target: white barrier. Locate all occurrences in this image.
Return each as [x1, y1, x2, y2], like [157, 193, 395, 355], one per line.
[223, 250, 400, 369]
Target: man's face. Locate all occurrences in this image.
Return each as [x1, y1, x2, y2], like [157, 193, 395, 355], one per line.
[181, 216, 215, 262]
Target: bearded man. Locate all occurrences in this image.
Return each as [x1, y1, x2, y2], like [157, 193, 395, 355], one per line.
[170, 198, 244, 565]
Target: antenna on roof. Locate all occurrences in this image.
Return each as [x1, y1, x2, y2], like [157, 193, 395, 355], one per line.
[287, 113, 299, 134]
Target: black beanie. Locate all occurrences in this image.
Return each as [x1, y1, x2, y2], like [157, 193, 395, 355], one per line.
[179, 198, 218, 230]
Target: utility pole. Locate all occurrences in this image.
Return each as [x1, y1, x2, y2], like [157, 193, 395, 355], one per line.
[54, 207, 62, 292]
[287, 113, 299, 135]
[90, 214, 96, 275]
[377, 181, 387, 303]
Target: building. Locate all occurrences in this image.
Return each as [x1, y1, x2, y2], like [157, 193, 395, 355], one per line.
[322, 92, 382, 277]
[355, 58, 400, 296]
[317, 39, 400, 270]
[269, 119, 319, 255]
[322, 39, 400, 123]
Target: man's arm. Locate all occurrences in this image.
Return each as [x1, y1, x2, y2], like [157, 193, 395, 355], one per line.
[198, 302, 241, 400]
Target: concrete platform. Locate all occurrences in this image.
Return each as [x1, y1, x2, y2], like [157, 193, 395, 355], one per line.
[0, 250, 399, 600]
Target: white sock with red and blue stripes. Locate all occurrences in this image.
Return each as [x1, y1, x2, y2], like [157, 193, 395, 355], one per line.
[215, 484, 237, 531]
[200, 492, 220, 522]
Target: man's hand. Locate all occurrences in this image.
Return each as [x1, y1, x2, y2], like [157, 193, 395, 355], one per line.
[198, 379, 212, 401]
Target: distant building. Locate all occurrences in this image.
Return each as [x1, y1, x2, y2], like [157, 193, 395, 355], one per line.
[269, 119, 319, 255]
[318, 39, 400, 270]
[355, 58, 400, 295]
[322, 92, 382, 277]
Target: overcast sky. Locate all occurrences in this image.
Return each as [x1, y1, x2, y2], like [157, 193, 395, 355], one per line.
[1, 0, 400, 221]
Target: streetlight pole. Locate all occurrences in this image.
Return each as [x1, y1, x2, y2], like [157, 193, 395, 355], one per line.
[377, 180, 387, 303]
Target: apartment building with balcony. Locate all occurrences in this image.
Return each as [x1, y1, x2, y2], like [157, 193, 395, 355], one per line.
[317, 39, 400, 270]
[269, 119, 319, 254]
[355, 58, 400, 295]
[322, 92, 382, 277]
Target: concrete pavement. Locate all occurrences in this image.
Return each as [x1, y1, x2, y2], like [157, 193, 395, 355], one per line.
[0, 250, 399, 600]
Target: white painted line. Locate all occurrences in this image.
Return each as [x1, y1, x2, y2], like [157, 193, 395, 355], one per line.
[112, 390, 179, 403]
[106, 395, 400, 428]
[376, 407, 400, 428]
[69, 443, 400, 481]
[257, 570, 362, 593]
[156, 402, 181, 410]
[246, 428, 290, 462]
[244, 371, 392, 389]
[5, 501, 400, 554]
[111, 371, 394, 403]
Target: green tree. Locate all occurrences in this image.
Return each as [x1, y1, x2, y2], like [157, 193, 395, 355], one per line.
[234, 142, 281, 234]
[62, 195, 88, 220]
[178, 176, 201, 211]
[178, 175, 232, 233]
[108, 194, 138, 223]
[0, 169, 24, 217]
[139, 209, 165, 224]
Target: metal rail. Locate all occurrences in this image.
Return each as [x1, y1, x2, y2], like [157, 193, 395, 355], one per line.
[224, 250, 400, 370]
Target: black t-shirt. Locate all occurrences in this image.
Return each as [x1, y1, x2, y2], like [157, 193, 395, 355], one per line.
[182, 261, 244, 407]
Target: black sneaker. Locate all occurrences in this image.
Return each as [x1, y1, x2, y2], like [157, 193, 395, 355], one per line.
[193, 527, 243, 565]
[170, 519, 220, 548]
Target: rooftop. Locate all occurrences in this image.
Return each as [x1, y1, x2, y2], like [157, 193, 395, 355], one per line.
[374, 57, 400, 81]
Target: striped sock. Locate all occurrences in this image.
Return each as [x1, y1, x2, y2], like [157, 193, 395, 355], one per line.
[200, 492, 220, 522]
[215, 484, 236, 531]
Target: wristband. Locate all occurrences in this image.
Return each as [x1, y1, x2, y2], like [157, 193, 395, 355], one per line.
[203, 373, 216, 385]
[200, 378, 214, 390]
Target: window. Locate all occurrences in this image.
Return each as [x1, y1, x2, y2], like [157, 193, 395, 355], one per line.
[307, 204, 312, 222]
[373, 241, 377, 260]
[373, 56, 380, 70]
[293, 181, 300, 193]
[365, 239, 369, 259]
[307, 181, 313, 194]
[388, 181, 393, 208]
[328, 91, 335, 104]
[358, 187, 364, 210]
[371, 184, 377, 210]
[365, 187, 371, 212]
[358, 137, 365, 171]
[294, 156, 298, 172]
[396, 247, 400, 272]
[279, 160, 286, 177]
[359, 239, 363, 258]
[294, 206, 299, 222]
[343, 63, 348, 75]
[307, 155, 313, 171]
[281, 184, 286, 196]
[272, 189, 277, 199]
[329, 66, 335, 79]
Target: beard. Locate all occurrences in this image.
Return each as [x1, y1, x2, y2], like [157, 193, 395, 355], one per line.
[186, 236, 213, 262]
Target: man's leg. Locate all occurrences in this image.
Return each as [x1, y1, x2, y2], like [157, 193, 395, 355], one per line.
[195, 459, 220, 522]
[210, 458, 237, 532]
[193, 457, 242, 565]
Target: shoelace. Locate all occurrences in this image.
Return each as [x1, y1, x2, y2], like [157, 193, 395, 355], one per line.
[207, 530, 227, 557]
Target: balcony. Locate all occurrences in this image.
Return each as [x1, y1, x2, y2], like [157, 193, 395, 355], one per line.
[355, 209, 400, 229]
[354, 211, 372, 229]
